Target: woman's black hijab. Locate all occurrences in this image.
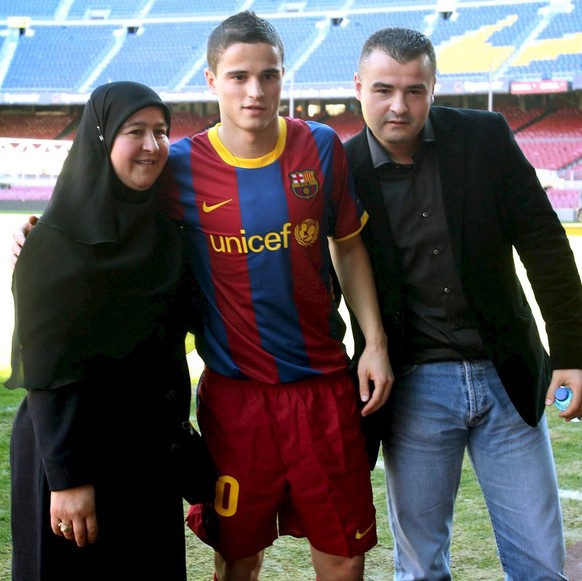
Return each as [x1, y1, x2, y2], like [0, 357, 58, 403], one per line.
[6, 81, 186, 390]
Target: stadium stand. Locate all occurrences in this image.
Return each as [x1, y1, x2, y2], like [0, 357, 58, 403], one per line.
[169, 111, 220, 140]
[67, 0, 150, 20]
[0, 184, 53, 211]
[514, 108, 582, 176]
[319, 109, 364, 142]
[0, 112, 76, 139]
[90, 21, 213, 92]
[493, 104, 545, 131]
[2, 0, 581, 93]
[546, 188, 580, 210]
[0, 0, 580, 217]
[0, 1, 59, 19]
[2, 26, 119, 90]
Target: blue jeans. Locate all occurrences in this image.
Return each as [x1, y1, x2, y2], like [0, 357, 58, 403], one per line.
[382, 359, 567, 581]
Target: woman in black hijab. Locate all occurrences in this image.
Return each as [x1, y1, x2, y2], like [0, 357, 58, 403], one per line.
[6, 81, 203, 581]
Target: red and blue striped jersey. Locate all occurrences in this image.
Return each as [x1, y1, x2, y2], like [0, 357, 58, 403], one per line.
[163, 116, 368, 384]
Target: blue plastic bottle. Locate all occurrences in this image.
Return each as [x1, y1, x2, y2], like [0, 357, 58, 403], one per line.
[554, 387, 580, 422]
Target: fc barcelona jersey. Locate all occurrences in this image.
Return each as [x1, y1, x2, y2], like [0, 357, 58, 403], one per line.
[163, 116, 368, 384]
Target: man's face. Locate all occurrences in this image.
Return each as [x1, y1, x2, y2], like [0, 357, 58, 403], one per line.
[206, 42, 284, 140]
[355, 48, 435, 160]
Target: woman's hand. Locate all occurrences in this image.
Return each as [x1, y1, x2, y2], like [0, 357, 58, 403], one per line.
[51, 484, 98, 547]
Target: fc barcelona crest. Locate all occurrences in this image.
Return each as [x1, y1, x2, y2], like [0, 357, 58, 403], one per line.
[289, 170, 319, 199]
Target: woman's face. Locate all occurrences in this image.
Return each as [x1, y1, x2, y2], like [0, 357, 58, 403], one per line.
[110, 106, 170, 191]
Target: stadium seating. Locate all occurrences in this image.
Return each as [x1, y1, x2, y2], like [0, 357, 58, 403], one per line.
[148, 0, 241, 17]
[91, 21, 212, 91]
[170, 111, 219, 140]
[0, 112, 76, 139]
[2, 25, 118, 90]
[319, 110, 364, 142]
[294, 11, 432, 86]
[0, 1, 59, 19]
[67, 0, 150, 20]
[496, 105, 545, 131]
[0, 184, 52, 200]
[0, 0, 580, 215]
[1, 0, 581, 91]
[545, 188, 580, 209]
[514, 108, 582, 173]
[0, 183, 53, 211]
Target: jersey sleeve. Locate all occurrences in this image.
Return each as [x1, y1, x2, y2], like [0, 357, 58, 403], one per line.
[327, 129, 369, 241]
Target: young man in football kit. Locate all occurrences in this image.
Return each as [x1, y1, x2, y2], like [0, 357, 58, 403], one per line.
[161, 10, 393, 581]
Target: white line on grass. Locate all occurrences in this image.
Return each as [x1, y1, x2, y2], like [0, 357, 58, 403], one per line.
[560, 489, 582, 501]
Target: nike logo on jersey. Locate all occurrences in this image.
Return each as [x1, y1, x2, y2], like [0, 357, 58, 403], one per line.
[355, 520, 375, 540]
[202, 199, 232, 213]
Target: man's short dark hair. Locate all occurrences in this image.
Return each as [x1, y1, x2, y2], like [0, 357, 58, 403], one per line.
[207, 10, 285, 73]
[359, 27, 437, 76]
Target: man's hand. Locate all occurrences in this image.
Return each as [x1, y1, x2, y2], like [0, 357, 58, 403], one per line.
[545, 369, 582, 422]
[356, 343, 394, 416]
[10, 214, 37, 269]
[329, 234, 394, 416]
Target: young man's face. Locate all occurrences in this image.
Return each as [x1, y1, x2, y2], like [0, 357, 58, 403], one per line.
[355, 48, 435, 159]
[206, 42, 284, 139]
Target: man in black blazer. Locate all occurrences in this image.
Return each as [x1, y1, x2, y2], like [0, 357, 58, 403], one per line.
[343, 26, 582, 580]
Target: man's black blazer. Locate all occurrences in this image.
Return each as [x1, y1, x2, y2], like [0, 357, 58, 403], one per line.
[344, 106, 582, 427]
